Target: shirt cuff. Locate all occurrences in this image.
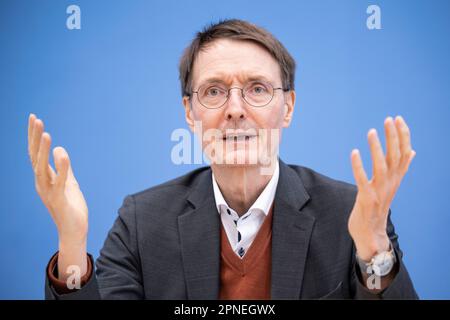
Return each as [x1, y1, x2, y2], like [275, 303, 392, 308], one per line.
[47, 251, 93, 295]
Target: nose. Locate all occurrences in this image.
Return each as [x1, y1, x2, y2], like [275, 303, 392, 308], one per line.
[224, 87, 247, 121]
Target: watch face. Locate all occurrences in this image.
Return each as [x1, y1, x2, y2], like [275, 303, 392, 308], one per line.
[372, 264, 382, 276]
[373, 252, 393, 276]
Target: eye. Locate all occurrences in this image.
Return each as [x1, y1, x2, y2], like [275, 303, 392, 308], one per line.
[254, 86, 265, 94]
[202, 85, 226, 98]
[248, 82, 269, 95]
[207, 87, 220, 96]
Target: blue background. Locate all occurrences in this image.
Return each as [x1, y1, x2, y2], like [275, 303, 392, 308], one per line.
[1, 0, 449, 299]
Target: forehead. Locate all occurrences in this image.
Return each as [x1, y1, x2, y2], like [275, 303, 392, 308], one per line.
[192, 38, 282, 87]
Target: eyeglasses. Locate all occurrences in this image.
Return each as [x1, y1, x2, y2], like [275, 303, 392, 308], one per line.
[190, 80, 289, 109]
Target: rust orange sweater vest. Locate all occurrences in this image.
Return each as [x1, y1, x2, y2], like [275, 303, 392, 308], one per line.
[219, 204, 274, 300]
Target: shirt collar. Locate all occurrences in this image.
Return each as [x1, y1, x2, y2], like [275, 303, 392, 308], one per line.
[211, 159, 280, 217]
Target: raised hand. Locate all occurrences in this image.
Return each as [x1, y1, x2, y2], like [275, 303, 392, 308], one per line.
[348, 116, 416, 261]
[28, 113, 88, 280]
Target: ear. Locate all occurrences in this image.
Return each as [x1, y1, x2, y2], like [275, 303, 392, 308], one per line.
[182, 96, 196, 133]
[282, 90, 296, 128]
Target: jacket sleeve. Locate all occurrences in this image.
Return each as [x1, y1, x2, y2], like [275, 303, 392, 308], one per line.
[44, 195, 144, 300]
[352, 210, 419, 299]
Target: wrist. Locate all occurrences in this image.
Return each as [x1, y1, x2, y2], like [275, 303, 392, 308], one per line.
[57, 241, 88, 281]
[58, 240, 86, 253]
[355, 235, 390, 261]
[58, 229, 87, 249]
[356, 241, 397, 278]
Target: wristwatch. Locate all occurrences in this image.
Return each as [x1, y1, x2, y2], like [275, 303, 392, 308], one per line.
[356, 242, 397, 277]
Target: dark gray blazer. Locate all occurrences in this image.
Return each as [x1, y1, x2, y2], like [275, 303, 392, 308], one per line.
[45, 159, 418, 299]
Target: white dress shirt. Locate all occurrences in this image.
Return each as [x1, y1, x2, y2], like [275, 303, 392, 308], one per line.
[212, 160, 280, 259]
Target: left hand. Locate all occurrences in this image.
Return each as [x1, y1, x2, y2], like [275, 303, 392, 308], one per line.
[348, 116, 416, 261]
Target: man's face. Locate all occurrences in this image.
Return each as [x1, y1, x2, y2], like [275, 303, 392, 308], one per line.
[183, 38, 295, 168]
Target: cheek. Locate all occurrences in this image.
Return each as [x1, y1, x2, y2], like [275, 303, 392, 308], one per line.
[193, 108, 222, 131]
[191, 108, 223, 148]
[251, 102, 286, 129]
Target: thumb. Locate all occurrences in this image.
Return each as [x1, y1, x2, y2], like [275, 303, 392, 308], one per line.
[405, 149, 416, 173]
[53, 146, 70, 189]
[410, 150, 416, 162]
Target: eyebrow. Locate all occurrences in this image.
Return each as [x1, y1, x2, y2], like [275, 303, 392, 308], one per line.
[195, 74, 274, 88]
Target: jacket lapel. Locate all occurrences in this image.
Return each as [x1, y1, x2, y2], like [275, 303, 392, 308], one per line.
[271, 160, 315, 299]
[177, 159, 315, 300]
[178, 169, 221, 299]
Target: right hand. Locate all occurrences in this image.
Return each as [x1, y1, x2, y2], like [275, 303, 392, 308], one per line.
[28, 113, 89, 279]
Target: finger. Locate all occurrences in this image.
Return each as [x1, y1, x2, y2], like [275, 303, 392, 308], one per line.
[351, 149, 369, 190]
[30, 118, 44, 168]
[53, 147, 69, 189]
[35, 132, 52, 185]
[384, 117, 401, 170]
[395, 116, 413, 170]
[403, 149, 416, 174]
[410, 150, 416, 162]
[67, 161, 76, 182]
[28, 113, 36, 156]
[368, 128, 388, 179]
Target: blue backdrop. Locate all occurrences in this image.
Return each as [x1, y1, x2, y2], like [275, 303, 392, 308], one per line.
[1, 0, 449, 299]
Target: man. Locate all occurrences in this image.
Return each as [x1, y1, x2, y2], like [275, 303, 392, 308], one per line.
[28, 19, 418, 299]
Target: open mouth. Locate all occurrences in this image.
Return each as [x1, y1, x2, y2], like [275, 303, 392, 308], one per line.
[222, 134, 257, 142]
